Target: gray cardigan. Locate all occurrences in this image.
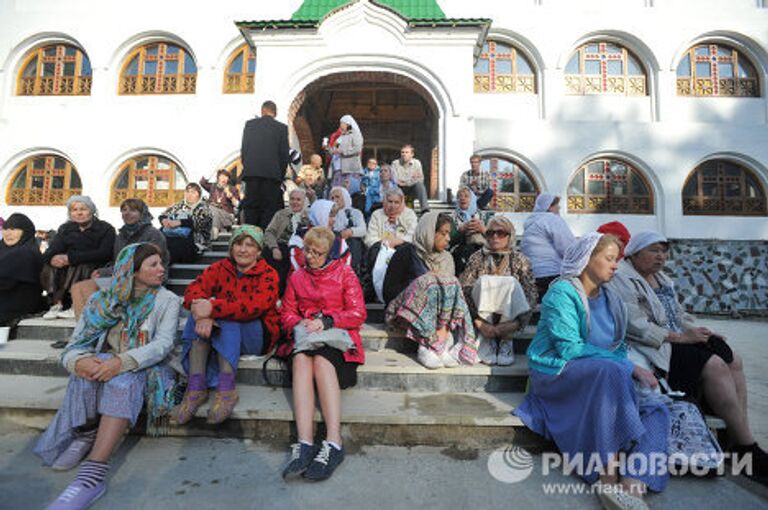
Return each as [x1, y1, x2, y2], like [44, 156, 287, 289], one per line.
[607, 259, 695, 372]
[61, 287, 181, 373]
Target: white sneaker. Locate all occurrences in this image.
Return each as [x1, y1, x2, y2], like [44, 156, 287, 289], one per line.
[57, 308, 75, 320]
[212, 226, 220, 240]
[497, 339, 515, 366]
[477, 336, 497, 365]
[417, 345, 443, 370]
[439, 347, 459, 368]
[43, 304, 63, 320]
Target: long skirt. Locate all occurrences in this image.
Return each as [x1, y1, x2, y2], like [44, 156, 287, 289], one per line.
[514, 358, 670, 491]
[41, 263, 96, 305]
[33, 353, 175, 466]
[385, 274, 478, 364]
[181, 317, 266, 388]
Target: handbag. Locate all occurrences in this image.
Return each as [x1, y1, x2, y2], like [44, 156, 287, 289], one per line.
[372, 244, 396, 303]
[666, 398, 724, 471]
[162, 226, 192, 238]
[292, 324, 354, 353]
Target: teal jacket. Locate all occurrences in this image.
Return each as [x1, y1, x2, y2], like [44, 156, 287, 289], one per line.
[527, 278, 629, 375]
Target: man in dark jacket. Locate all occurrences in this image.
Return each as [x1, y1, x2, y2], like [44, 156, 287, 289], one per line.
[240, 100, 290, 229]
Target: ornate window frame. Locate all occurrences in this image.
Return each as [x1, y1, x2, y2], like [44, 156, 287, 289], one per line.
[16, 43, 92, 96]
[223, 44, 255, 94]
[564, 41, 647, 96]
[676, 42, 760, 97]
[118, 41, 197, 95]
[5, 153, 83, 205]
[110, 154, 188, 207]
[474, 154, 540, 212]
[474, 40, 536, 94]
[567, 157, 655, 215]
[682, 158, 767, 216]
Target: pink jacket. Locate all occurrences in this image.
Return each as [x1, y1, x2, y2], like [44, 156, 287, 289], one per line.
[278, 258, 366, 364]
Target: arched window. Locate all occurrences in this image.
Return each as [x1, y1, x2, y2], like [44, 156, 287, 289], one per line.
[119, 42, 197, 95]
[474, 41, 536, 94]
[17, 44, 92, 96]
[6, 154, 82, 205]
[568, 158, 653, 214]
[223, 44, 255, 94]
[676, 43, 759, 97]
[683, 160, 766, 215]
[111, 155, 188, 207]
[479, 157, 539, 211]
[565, 42, 646, 96]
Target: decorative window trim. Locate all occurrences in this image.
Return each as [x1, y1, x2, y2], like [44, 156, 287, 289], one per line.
[567, 158, 654, 215]
[5, 154, 82, 205]
[110, 155, 188, 207]
[477, 155, 540, 212]
[682, 159, 767, 216]
[223, 44, 255, 94]
[676, 43, 760, 97]
[118, 42, 197, 95]
[474, 40, 536, 94]
[16, 44, 91, 96]
[565, 41, 647, 96]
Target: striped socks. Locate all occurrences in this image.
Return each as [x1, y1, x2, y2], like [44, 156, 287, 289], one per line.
[75, 460, 110, 488]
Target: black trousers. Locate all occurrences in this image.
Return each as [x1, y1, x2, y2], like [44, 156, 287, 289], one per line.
[241, 177, 284, 230]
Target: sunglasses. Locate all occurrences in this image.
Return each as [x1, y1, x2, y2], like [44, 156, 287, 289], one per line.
[486, 229, 511, 238]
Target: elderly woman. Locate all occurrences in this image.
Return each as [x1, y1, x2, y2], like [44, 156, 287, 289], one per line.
[200, 169, 239, 239]
[174, 225, 280, 425]
[520, 193, 575, 300]
[278, 226, 366, 481]
[0, 213, 45, 326]
[296, 153, 326, 203]
[384, 212, 478, 369]
[450, 186, 487, 275]
[608, 231, 768, 481]
[329, 186, 366, 274]
[35, 243, 180, 510]
[264, 188, 310, 293]
[42, 196, 116, 320]
[330, 115, 364, 193]
[159, 182, 213, 264]
[70, 198, 170, 320]
[515, 233, 669, 510]
[458, 216, 537, 366]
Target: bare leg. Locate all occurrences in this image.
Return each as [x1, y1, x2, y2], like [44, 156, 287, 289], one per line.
[292, 354, 316, 443]
[71, 279, 99, 319]
[87, 416, 130, 463]
[702, 355, 754, 445]
[313, 356, 342, 446]
[728, 353, 749, 426]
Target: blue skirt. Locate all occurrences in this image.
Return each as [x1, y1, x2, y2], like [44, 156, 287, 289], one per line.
[181, 317, 265, 388]
[514, 358, 669, 491]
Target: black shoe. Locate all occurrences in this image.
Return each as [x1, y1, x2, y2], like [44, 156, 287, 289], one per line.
[281, 442, 316, 480]
[732, 442, 768, 486]
[50, 340, 68, 349]
[303, 440, 344, 481]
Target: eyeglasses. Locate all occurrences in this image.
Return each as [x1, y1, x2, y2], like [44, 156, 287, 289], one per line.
[486, 230, 511, 238]
[304, 247, 328, 258]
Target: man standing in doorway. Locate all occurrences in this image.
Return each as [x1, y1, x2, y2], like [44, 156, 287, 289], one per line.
[240, 100, 290, 229]
[391, 144, 429, 214]
[459, 154, 495, 210]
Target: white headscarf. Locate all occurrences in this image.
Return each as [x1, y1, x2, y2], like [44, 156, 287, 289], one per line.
[560, 232, 603, 277]
[340, 114, 363, 147]
[309, 199, 335, 227]
[533, 192, 557, 213]
[625, 231, 668, 257]
[331, 186, 352, 210]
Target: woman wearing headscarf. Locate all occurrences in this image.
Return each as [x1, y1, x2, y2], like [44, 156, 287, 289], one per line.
[41, 196, 116, 320]
[384, 212, 478, 369]
[174, 225, 280, 425]
[159, 182, 213, 264]
[458, 216, 537, 366]
[330, 115, 364, 194]
[288, 199, 350, 272]
[330, 186, 366, 275]
[520, 193, 575, 300]
[450, 186, 487, 275]
[200, 169, 240, 239]
[0, 213, 45, 326]
[70, 198, 170, 320]
[35, 243, 180, 510]
[607, 231, 768, 482]
[278, 226, 366, 481]
[264, 188, 310, 294]
[515, 233, 669, 510]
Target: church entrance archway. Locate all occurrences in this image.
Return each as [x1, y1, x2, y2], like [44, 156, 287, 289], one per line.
[288, 71, 440, 198]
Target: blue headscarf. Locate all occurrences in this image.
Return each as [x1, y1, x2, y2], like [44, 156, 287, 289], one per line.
[455, 186, 478, 223]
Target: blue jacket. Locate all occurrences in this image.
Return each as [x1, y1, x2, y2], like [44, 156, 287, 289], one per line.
[527, 278, 628, 375]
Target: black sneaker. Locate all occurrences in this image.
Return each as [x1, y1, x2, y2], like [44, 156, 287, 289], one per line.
[303, 440, 344, 481]
[282, 442, 316, 480]
[732, 442, 768, 486]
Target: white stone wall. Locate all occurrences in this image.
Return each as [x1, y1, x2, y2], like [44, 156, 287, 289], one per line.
[0, 0, 766, 241]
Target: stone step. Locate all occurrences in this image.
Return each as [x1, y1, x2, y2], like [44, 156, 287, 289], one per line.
[0, 374, 536, 448]
[168, 264, 209, 280]
[0, 340, 530, 393]
[11, 317, 536, 355]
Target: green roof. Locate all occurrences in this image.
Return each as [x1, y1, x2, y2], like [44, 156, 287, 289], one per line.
[290, 0, 446, 21]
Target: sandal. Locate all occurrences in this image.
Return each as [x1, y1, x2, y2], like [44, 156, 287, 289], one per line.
[207, 389, 239, 424]
[172, 389, 208, 425]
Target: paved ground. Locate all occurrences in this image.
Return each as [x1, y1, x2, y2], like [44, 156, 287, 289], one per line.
[1, 316, 766, 509]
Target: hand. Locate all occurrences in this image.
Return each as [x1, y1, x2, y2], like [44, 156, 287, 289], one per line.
[340, 228, 353, 240]
[272, 247, 283, 261]
[51, 254, 69, 268]
[92, 356, 123, 382]
[90, 270, 101, 280]
[632, 365, 658, 389]
[300, 318, 324, 333]
[74, 357, 103, 380]
[195, 318, 215, 339]
[191, 299, 213, 321]
[161, 219, 172, 229]
[677, 327, 710, 344]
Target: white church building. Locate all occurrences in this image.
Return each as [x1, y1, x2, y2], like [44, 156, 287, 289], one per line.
[1, 0, 766, 313]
